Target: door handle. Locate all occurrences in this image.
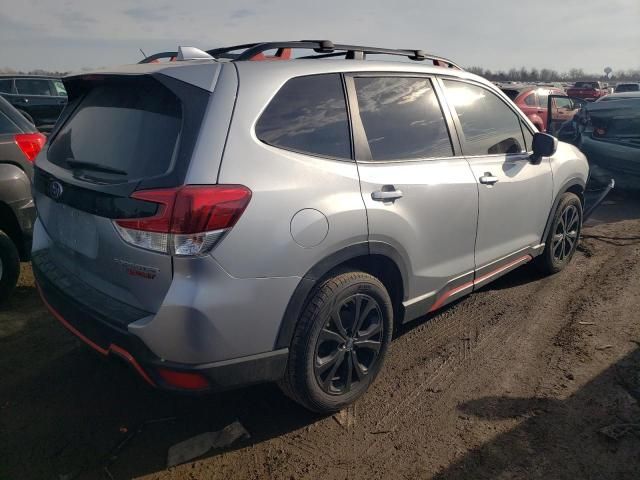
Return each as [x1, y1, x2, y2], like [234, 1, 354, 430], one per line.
[479, 173, 499, 185]
[371, 186, 403, 202]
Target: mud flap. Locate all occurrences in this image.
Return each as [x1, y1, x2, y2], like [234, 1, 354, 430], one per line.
[584, 178, 615, 221]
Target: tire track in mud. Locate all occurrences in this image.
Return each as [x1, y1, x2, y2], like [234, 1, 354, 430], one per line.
[361, 228, 638, 471]
[356, 233, 623, 463]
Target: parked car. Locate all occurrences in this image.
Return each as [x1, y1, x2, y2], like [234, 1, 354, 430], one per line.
[33, 41, 592, 413]
[614, 83, 640, 93]
[566, 81, 609, 101]
[500, 85, 566, 131]
[0, 96, 45, 301]
[597, 91, 640, 102]
[0, 75, 67, 132]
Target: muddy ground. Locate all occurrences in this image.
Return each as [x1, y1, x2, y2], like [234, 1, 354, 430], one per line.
[1, 192, 640, 480]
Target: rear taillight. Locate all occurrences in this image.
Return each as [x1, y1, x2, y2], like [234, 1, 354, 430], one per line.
[114, 185, 251, 256]
[15, 133, 46, 162]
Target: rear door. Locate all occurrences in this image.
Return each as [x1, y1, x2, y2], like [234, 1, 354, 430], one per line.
[347, 74, 479, 315]
[33, 73, 214, 312]
[439, 78, 553, 276]
[13, 78, 65, 127]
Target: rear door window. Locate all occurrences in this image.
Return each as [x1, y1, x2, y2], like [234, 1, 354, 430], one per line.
[353, 76, 453, 161]
[48, 77, 182, 181]
[255, 74, 351, 159]
[15, 78, 53, 96]
[442, 80, 527, 156]
[0, 79, 12, 93]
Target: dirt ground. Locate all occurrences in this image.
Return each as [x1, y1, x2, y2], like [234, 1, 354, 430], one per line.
[1, 192, 640, 480]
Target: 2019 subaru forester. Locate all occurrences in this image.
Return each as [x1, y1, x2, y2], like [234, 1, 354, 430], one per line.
[32, 41, 589, 413]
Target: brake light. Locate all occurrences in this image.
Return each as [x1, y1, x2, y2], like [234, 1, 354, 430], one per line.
[114, 185, 252, 256]
[15, 133, 46, 162]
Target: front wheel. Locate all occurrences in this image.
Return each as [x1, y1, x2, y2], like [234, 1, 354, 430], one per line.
[536, 192, 583, 275]
[279, 270, 393, 413]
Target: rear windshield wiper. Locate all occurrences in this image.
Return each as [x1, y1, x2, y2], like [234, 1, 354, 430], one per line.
[65, 159, 127, 176]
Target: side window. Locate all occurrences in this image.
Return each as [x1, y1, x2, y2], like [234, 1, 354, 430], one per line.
[0, 111, 20, 134]
[520, 121, 535, 150]
[14, 78, 53, 96]
[0, 79, 12, 93]
[524, 93, 536, 106]
[442, 80, 526, 156]
[353, 76, 453, 161]
[537, 90, 549, 109]
[255, 74, 351, 159]
[52, 80, 67, 97]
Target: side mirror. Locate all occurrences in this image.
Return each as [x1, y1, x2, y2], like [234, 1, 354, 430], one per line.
[530, 132, 558, 164]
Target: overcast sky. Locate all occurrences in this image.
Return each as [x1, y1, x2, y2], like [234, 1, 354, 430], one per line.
[1, 0, 638, 73]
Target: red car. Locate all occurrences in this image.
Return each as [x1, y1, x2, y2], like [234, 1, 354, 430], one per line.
[500, 85, 566, 132]
[566, 81, 608, 101]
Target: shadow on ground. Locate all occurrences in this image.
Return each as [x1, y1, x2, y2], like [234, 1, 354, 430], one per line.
[434, 348, 640, 479]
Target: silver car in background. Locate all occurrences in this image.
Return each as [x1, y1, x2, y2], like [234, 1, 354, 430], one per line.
[32, 41, 589, 413]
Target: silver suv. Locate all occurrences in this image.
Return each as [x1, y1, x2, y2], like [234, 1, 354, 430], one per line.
[32, 41, 589, 413]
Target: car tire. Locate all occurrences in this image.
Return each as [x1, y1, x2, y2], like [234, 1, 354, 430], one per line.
[536, 192, 582, 275]
[16, 110, 35, 125]
[279, 270, 393, 413]
[0, 230, 20, 303]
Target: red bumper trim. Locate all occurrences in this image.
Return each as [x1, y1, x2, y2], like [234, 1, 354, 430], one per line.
[36, 282, 157, 387]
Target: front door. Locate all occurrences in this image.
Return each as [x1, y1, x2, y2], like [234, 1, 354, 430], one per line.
[346, 74, 479, 317]
[440, 79, 553, 276]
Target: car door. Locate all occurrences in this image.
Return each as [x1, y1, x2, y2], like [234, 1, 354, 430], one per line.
[439, 78, 553, 282]
[13, 78, 65, 127]
[346, 74, 479, 318]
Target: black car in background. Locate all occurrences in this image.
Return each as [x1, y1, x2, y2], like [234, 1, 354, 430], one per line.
[0, 75, 67, 132]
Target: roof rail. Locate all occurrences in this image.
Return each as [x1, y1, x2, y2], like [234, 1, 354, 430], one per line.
[139, 40, 462, 70]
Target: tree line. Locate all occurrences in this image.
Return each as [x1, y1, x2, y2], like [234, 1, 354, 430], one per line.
[467, 66, 640, 83]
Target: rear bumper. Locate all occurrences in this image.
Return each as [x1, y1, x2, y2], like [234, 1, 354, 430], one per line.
[33, 255, 288, 392]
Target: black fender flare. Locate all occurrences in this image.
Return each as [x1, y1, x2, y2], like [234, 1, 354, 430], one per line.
[541, 177, 586, 243]
[274, 241, 410, 350]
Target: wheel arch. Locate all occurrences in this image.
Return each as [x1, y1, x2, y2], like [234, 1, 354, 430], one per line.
[0, 202, 24, 259]
[274, 242, 409, 350]
[541, 177, 586, 243]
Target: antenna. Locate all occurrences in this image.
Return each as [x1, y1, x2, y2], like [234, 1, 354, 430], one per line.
[139, 48, 147, 59]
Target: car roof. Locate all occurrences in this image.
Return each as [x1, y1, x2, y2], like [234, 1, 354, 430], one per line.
[599, 91, 640, 100]
[65, 57, 489, 93]
[0, 74, 62, 79]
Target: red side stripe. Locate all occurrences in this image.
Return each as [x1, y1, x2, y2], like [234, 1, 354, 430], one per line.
[429, 255, 532, 313]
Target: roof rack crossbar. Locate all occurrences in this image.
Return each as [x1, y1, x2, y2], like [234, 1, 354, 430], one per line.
[139, 41, 462, 70]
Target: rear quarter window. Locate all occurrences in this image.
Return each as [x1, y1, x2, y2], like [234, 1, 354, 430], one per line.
[255, 74, 351, 159]
[48, 77, 182, 181]
[0, 79, 12, 93]
[0, 111, 20, 134]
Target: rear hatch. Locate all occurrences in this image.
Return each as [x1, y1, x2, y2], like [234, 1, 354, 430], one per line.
[33, 66, 220, 313]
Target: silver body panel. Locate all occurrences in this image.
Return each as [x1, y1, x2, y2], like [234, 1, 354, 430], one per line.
[33, 57, 589, 369]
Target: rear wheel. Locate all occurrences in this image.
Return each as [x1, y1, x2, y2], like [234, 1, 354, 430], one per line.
[536, 192, 582, 275]
[0, 230, 20, 303]
[280, 270, 393, 413]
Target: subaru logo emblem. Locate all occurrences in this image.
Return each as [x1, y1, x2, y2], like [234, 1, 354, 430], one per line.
[48, 181, 64, 200]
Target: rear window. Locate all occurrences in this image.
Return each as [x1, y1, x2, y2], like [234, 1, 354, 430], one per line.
[0, 111, 20, 134]
[615, 84, 640, 93]
[48, 77, 182, 181]
[255, 74, 351, 159]
[574, 82, 598, 89]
